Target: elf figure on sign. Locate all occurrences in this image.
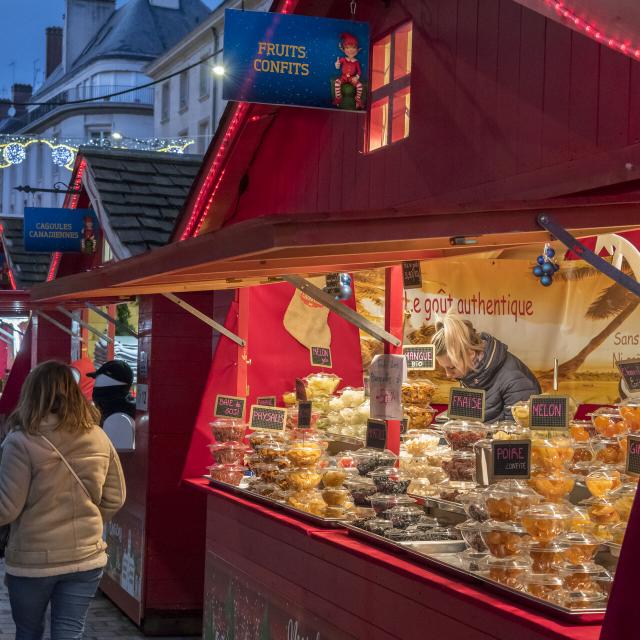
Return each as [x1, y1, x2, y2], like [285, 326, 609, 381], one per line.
[334, 32, 364, 109]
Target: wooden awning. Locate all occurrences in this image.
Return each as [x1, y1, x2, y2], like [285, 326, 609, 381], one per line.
[0, 291, 33, 316]
[29, 196, 640, 305]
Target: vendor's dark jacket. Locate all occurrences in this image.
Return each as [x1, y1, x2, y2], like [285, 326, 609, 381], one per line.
[460, 333, 541, 422]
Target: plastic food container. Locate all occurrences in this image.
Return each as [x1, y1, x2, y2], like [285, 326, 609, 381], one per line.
[304, 373, 341, 398]
[404, 404, 437, 430]
[247, 430, 288, 448]
[207, 464, 245, 486]
[287, 489, 326, 516]
[442, 450, 476, 482]
[322, 467, 350, 487]
[489, 421, 530, 441]
[610, 522, 627, 545]
[590, 407, 626, 437]
[567, 506, 593, 533]
[286, 406, 320, 430]
[407, 478, 437, 498]
[521, 503, 572, 543]
[254, 462, 279, 484]
[384, 504, 424, 529]
[344, 476, 377, 506]
[569, 420, 596, 443]
[287, 467, 323, 491]
[286, 441, 323, 467]
[561, 591, 607, 610]
[459, 491, 490, 523]
[425, 446, 453, 467]
[401, 380, 436, 405]
[483, 480, 542, 522]
[439, 481, 476, 503]
[611, 483, 637, 521]
[399, 454, 432, 479]
[487, 557, 531, 588]
[456, 520, 487, 552]
[570, 442, 595, 465]
[369, 493, 417, 516]
[559, 562, 606, 592]
[593, 437, 625, 465]
[593, 573, 614, 598]
[351, 448, 398, 476]
[585, 468, 622, 497]
[584, 497, 621, 525]
[363, 517, 394, 536]
[531, 436, 574, 472]
[523, 573, 563, 600]
[527, 541, 567, 573]
[402, 430, 441, 456]
[256, 441, 287, 463]
[337, 386, 365, 408]
[384, 528, 413, 542]
[208, 442, 247, 465]
[210, 419, 247, 443]
[559, 532, 601, 564]
[321, 487, 351, 507]
[619, 398, 640, 432]
[510, 401, 530, 428]
[480, 520, 528, 557]
[528, 470, 576, 502]
[369, 468, 411, 494]
[441, 420, 487, 451]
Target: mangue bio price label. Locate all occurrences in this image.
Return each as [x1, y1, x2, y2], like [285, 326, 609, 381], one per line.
[403, 344, 435, 371]
[249, 405, 287, 432]
[310, 346, 332, 368]
[529, 395, 569, 430]
[214, 395, 246, 419]
[448, 388, 486, 421]
[626, 435, 640, 477]
[618, 359, 640, 393]
[256, 396, 276, 407]
[366, 419, 387, 450]
[491, 440, 531, 480]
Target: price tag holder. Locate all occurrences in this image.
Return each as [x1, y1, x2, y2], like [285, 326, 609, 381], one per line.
[403, 344, 435, 371]
[529, 395, 569, 430]
[256, 396, 276, 407]
[325, 273, 340, 297]
[214, 395, 246, 420]
[402, 261, 422, 289]
[249, 405, 287, 432]
[618, 359, 640, 394]
[295, 378, 307, 402]
[297, 401, 313, 428]
[366, 419, 387, 450]
[310, 346, 332, 368]
[626, 434, 640, 477]
[491, 440, 531, 480]
[448, 388, 486, 421]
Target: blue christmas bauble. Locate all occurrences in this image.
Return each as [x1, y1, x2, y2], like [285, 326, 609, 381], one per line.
[541, 262, 554, 275]
[545, 247, 556, 258]
[540, 275, 553, 287]
[339, 284, 352, 300]
[533, 265, 543, 277]
[537, 255, 545, 265]
[339, 273, 351, 286]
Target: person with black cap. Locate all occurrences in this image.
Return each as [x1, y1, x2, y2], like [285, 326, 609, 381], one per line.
[88, 360, 136, 425]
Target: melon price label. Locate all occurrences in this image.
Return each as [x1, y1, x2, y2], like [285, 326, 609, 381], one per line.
[249, 405, 287, 432]
[403, 345, 435, 371]
[214, 395, 245, 419]
[448, 388, 485, 421]
[529, 395, 569, 429]
[491, 440, 531, 480]
[310, 346, 332, 368]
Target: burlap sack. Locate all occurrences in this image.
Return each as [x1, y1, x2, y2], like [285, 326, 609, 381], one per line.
[283, 280, 331, 349]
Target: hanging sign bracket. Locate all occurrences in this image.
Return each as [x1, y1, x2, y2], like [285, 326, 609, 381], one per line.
[56, 306, 114, 344]
[538, 214, 640, 297]
[85, 303, 139, 339]
[162, 293, 245, 347]
[282, 275, 402, 347]
[36, 311, 84, 341]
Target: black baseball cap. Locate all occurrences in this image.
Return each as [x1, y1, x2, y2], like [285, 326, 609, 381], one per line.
[87, 360, 134, 387]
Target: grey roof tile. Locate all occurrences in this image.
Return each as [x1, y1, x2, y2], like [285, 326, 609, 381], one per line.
[0, 217, 51, 289]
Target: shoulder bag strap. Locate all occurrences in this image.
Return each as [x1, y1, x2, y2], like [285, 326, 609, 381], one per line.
[40, 435, 93, 502]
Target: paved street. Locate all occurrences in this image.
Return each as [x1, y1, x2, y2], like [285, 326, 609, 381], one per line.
[0, 564, 198, 639]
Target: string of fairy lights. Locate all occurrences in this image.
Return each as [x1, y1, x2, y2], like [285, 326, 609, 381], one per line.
[0, 136, 196, 171]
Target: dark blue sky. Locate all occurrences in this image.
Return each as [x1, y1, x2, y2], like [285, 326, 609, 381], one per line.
[0, 0, 221, 98]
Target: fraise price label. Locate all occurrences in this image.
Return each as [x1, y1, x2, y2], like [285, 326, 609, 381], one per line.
[626, 435, 640, 477]
[366, 419, 387, 450]
[403, 345, 435, 371]
[448, 388, 485, 421]
[310, 346, 332, 368]
[529, 395, 569, 429]
[618, 359, 640, 394]
[491, 440, 531, 480]
[249, 405, 287, 432]
[214, 395, 246, 419]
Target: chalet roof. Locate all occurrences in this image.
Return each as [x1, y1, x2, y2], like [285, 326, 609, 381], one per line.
[0, 217, 50, 290]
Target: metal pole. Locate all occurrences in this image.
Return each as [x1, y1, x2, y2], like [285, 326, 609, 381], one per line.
[37, 311, 83, 340]
[85, 302, 138, 339]
[56, 306, 113, 344]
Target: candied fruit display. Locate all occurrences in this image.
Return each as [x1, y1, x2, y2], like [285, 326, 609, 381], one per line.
[528, 470, 576, 502]
[510, 401, 531, 428]
[619, 399, 640, 432]
[486, 557, 531, 589]
[483, 481, 542, 522]
[590, 407, 626, 438]
[441, 420, 487, 451]
[368, 493, 416, 516]
[287, 489, 326, 516]
[401, 380, 436, 405]
[611, 483, 637, 522]
[442, 450, 476, 482]
[304, 373, 341, 398]
[385, 505, 424, 530]
[321, 487, 351, 506]
[287, 467, 322, 491]
[531, 437, 574, 472]
[569, 421, 595, 443]
[352, 448, 398, 476]
[456, 520, 487, 552]
[523, 573, 563, 600]
[402, 430, 440, 456]
[521, 504, 571, 543]
[480, 520, 528, 558]
[322, 467, 349, 487]
[208, 442, 247, 465]
[369, 468, 411, 494]
[559, 533, 601, 564]
[286, 441, 323, 467]
[585, 468, 622, 497]
[594, 438, 625, 465]
[210, 419, 247, 443]
[559, 562, 605, 592]
[404, 404, 437, 430]
[207, 464, 245, 486]
[561, 591, 606, 610]
[527, 542, 567, 573]
[585, 498, 621, 526]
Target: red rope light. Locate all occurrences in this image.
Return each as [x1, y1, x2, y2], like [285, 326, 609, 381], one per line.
[8, 271, 16, 291]
[181, 0, 299, 239]
[548, 1, 640, 58]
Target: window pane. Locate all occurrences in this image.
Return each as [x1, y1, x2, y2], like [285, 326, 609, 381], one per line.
[391, 86, 410, 143]
[393, 23, 413, 80]
[369, 97, 389, 151]
[371, 35, 391, 91]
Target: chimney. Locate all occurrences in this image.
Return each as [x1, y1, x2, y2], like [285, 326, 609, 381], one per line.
[63, 0, 116, 71]
[0, 100, 10, 119]
[11, 84, 32, 117]
[45, 27, 63, 78]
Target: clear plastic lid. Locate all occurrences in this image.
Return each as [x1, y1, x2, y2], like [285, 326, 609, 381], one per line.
[368, 493, 416, 515]
[384, 504, 424, 529]
[521, 503, 572, 521]
[559, 562, 603, 577]
[351, 448, 398, 476]
[485, 479, 542, 499]
[522, 573, 563, 587]
[527, 540, 568, 553]
[480, 519, 526, 534]
[562, 591, 607, 608]
[456, 519, 483, 532]
[486, 556, 531, 570]
[559, 532, 601, 547]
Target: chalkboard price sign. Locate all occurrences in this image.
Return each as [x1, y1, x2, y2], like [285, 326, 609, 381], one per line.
[448, 388, 486, 421]
[403, 345, 435, 371]
[618, 359, 640, 393]
[256, 396, 276, 407]
[366, 419, 387, 450]
[491, 440, 531, 480]
[310, 346, 332, 368]
[297, 401, 313, 428]
[529, 395, 569, 429]
[325, 273, 340, 297]
[626, 435, 640, 477]
[249, 405, 287, 432]
[214, 395, 246, 419]
[402, 261, 422, 289]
